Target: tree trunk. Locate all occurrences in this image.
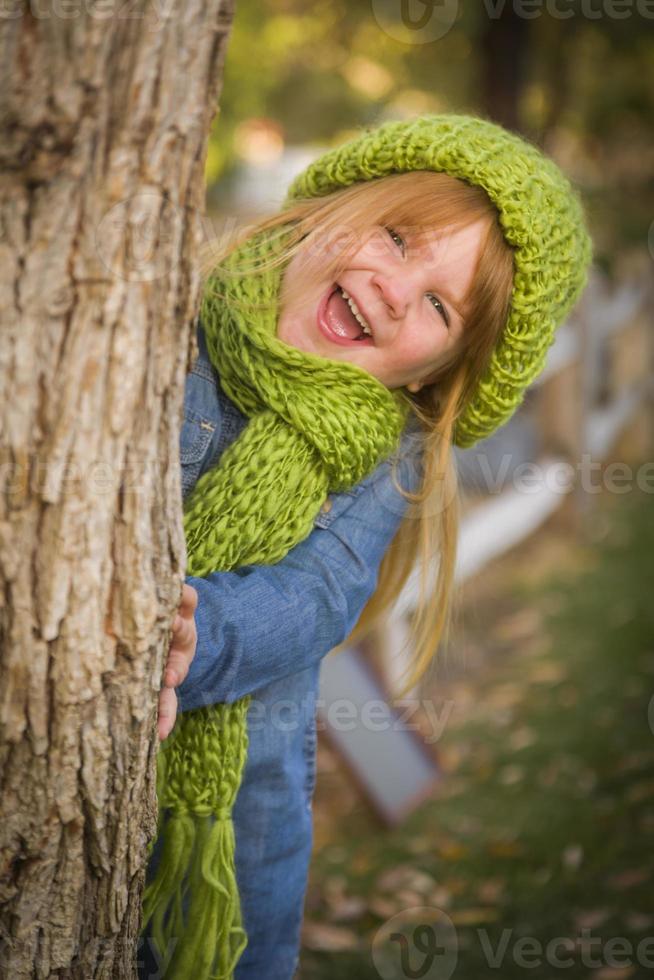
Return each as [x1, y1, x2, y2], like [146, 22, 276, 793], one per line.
[0, 3, 233, 976]
[478, 5, 531, 133]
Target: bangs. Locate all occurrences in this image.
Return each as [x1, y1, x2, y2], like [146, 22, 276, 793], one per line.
[200, 169, 514, 365]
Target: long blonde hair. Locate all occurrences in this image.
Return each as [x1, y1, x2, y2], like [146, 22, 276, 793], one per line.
[200, 170, 515, 697]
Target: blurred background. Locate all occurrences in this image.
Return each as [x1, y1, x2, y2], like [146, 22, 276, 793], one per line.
[205, 3, 654, 977]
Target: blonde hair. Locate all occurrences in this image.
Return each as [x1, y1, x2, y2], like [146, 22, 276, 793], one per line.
[199, 171, 515, 697]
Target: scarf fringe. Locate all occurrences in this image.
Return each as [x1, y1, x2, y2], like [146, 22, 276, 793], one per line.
[142, 810, 247, 980]
[143, 699, 251, 980]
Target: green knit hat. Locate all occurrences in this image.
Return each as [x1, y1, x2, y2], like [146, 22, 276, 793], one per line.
[286, 113, 593, 448]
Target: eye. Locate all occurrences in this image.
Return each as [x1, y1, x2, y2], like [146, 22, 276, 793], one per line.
[426, 292, 450, 328]
[385, 227, 406, 256]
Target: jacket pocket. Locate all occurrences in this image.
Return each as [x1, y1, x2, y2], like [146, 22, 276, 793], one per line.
[180, 410, 216, 499]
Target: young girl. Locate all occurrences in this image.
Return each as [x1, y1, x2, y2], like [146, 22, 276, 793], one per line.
[140, 113, 592, 980]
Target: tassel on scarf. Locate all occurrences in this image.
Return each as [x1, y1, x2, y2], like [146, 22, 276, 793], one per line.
[143, 698, 251, 979]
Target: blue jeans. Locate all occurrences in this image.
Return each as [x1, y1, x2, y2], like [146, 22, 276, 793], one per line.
[139, 662, 320, 980]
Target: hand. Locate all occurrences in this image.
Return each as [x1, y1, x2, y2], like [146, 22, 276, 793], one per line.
[158, 583, 198, 741]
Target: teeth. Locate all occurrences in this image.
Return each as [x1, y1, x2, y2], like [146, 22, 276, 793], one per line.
[340, 287, 372, 337]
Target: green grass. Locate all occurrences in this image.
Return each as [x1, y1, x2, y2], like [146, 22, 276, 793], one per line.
[299, 486, 654, 979]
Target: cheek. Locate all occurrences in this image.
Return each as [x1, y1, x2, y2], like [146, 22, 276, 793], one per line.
[411, 320, 440, 352]
[276, 304, 296, 344]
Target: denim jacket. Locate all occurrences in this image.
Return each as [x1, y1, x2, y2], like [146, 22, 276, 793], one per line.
[165, 320, 424, 979]
[177, 321, 424, 711]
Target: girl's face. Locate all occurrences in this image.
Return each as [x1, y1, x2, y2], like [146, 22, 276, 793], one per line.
[276, 219, 486, 390]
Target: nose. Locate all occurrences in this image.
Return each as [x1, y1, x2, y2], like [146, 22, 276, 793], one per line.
[371, 270, 412, 318]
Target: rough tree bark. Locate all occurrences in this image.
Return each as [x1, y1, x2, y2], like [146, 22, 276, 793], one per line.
[0, 2, 233, 976]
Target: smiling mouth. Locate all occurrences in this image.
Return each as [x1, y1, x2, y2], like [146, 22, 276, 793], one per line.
[317, 284, 374, 346]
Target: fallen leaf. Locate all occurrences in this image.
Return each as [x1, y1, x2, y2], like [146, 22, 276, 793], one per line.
[640, 813, 654, 832]
[493, 608, 544, 642]
[487, 841, 525, 858]
[489, 708, 514, 728]
[368, 896, 400, 919]
[626, 779, 654, 803]
[376, 864, 429, 892]
[322, 875, 368, 923]
[437, 842, 469, 861]
[327, 896, 367, 923]
[509, 727, 536, 751]
[440, 877, 469, 896]
[578, 768, 598, 793]
[457, 816, 483, 836]
[324, 874, 347, 897]
[499, 764, 525, 785]
[562, 844, 584, 871]
[473, 762, 496, 780]
[539, 761, 562, 787]
[350, 853, 372, 874]
[437, 744, 466, 771]
[396, 889, 425, 908]
[476, 878, 506, 904]
[486, 683, 525, 709]
[616, 751, 652, 774]
[607, 869, 650, 890]
[301, 920, 362, 952]
[573, 908, 611, 930]
[449, 907, 499, 925]
[528, 661, 568, 684]
[429, 886, 453, 909]
[623, 911, 654, 931]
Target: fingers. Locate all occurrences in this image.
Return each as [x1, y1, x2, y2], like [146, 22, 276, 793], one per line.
[158, 686, 178, 741]
[170, 612, 195, 653]
[166, 622, 196, 688]
[164, 647, 193, 688]
[158, 586, 198, 740]
[178, 583, 198, 618]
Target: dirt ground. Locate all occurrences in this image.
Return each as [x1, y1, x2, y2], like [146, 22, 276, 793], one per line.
[298, 474, 654, 979]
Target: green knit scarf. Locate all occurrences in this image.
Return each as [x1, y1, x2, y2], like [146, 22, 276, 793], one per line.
[141, 227, 410, 978]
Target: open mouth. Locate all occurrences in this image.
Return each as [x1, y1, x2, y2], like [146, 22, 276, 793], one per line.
[317, 284, 374, 347]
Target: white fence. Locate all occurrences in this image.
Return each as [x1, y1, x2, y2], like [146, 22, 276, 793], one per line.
[381, 267, 653, 695]
[320, 266, 653, 729]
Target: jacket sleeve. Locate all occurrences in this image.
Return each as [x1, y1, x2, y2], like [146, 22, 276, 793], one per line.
[177, 440, 423, 710]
